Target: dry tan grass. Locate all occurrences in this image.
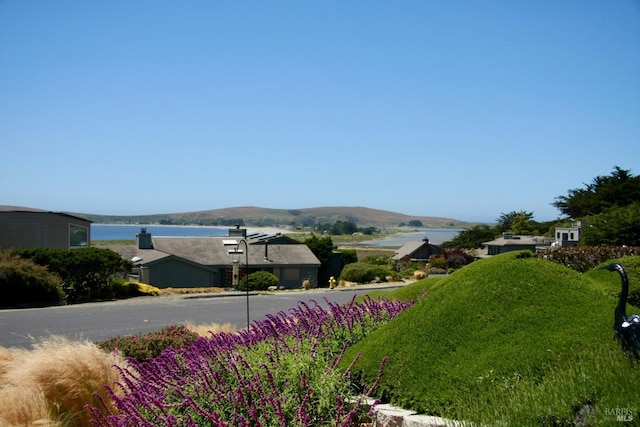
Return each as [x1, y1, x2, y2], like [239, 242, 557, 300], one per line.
[413, 270, 428, 279]
[159, 287, 224, 295]
[0, 337, 123, 427]
[184, 321, 236, 337]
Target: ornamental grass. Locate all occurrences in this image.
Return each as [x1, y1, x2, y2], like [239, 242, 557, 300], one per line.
[0, 337, 122, 427]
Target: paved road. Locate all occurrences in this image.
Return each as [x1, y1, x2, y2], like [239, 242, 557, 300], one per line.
[0, 287, 400, 349]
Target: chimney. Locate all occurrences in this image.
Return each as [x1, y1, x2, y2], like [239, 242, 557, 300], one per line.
[137, 228, 153, 249]
[228, 224, 247, 238]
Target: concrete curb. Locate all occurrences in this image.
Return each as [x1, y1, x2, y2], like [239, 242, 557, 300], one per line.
[178, 282, 409, 300]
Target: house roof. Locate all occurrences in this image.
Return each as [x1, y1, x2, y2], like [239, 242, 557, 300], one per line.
[482, 235, 553, 247]
[106, 236, 321, 268]
[0, 206, 92, 223]
[102, 244, 171, 265]
[393, 240, 429, 261]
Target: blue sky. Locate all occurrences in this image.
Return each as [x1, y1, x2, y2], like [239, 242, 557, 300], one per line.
[1, 1, 638, 223]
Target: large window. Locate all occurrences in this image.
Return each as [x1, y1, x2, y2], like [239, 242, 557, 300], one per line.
[69, 224, 88, 248]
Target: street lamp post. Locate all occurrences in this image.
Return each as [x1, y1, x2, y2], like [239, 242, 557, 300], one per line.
[224, 238, 250, 329]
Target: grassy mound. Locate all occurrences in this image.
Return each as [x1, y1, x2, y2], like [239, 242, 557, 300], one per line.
[344, 251, 640, 424]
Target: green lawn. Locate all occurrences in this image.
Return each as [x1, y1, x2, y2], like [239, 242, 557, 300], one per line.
[344, 251, 640, 425]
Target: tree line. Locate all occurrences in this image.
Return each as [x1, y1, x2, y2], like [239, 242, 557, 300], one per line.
[443, 166, 640, 249]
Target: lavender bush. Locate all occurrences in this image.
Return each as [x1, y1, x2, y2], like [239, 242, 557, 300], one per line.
[88, 296, 412, 426]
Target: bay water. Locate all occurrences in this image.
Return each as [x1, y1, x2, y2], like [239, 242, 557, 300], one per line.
[90, 224, 228, 240]
[91, 224, 460, 247]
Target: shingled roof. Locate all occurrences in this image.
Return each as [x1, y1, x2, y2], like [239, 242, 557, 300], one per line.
[107, 236, 320, 268]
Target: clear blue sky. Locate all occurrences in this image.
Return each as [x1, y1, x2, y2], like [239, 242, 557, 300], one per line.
[1, 1, 638, 223]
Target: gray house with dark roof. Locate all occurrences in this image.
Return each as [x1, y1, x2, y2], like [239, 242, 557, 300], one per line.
[0, 206, 91, 250]
[107, 228, 321, 289]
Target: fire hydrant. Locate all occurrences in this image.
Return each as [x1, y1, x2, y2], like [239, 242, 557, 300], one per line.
[329, 276, 336, 289]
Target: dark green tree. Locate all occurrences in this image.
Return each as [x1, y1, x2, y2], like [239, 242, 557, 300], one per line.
[581, 202, 640, 246]
[441, 225, 498, 249]
[331, 221, 359, 235]
[495, 210, 534, 233]
[553, 166, 640, 219]
[339, 249, 358, 266]
[361, 226, 378, 235]
[304, 234, 334, 287]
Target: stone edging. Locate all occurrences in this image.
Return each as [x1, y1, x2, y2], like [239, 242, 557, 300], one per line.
[361, 399, 464, 427]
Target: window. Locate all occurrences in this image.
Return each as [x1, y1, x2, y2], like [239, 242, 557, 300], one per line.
[69, 224, 88, 248]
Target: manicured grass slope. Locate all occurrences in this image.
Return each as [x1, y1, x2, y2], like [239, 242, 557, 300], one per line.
[345, 252, 640, 422]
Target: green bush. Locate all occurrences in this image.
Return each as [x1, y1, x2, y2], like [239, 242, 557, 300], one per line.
[0, 251, 64, 306]
[340, 262, 393, 283]
[339, 249, 358, 266]
[96, 325, 199, 361]
[15, 247, 132, 303]
[537, 245, 640, 272]
[239, 271, 279, 291]
[428, 255, 446, 269]
[394, 261, 422, 279]
[362, 254, 393, 266]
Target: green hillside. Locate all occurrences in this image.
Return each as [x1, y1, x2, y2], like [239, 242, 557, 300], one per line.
[70, 206, 473, 228]
[345, 252, 640, 425]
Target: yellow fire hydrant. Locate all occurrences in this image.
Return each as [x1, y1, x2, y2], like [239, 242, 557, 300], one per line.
[329, 276, 336, 289]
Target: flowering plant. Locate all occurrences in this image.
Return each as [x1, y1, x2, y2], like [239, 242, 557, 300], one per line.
[89, 296, 412, 426]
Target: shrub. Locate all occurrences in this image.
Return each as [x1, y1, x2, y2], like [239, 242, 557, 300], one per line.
[339, 249, 358, 266]
[96, 325, 199, 362]
[444, 249, 473, 269]
[391, 260, 425, 279]
[413, 270, 428, 280]
[428, 254, 446, 269]
[111, 279, 161, 298]
[238, 271, 279, 291]
[537, 245, 640, 273]
[15, 248, 132, 303]
[340, 262, 394, 283]
[0, 251, 64, 306]
[363, 254, 393, 265]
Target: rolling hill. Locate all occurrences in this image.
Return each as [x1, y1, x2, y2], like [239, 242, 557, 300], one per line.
[71, 206, 475, 229]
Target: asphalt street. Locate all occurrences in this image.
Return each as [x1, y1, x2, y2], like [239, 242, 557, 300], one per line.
[0, 286, 401, 349]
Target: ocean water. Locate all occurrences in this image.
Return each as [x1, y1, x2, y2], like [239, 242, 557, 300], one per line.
[90, 224, 228, 240]
[91, 224, 461, 247]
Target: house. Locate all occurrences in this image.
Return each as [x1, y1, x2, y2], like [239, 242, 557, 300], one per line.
[554, 222, 581, 247]
[482, 233, 553, 256]
[393, 237, 444, 262]
[106, 228, 321, 289]
[0, 206, 91, 250]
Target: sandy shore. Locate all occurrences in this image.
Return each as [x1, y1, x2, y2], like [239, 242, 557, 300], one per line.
[244, 227, 293, 235]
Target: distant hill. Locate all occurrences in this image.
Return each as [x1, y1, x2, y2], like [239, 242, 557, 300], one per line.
[70, 206, 476, 229]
